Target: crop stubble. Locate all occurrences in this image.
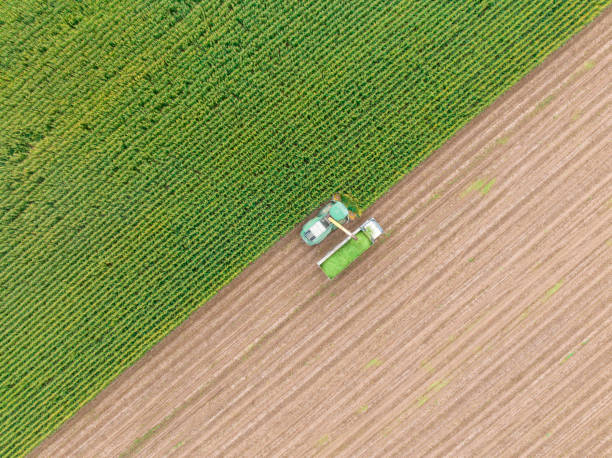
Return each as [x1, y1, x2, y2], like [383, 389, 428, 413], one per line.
[34, 8, 611, 457]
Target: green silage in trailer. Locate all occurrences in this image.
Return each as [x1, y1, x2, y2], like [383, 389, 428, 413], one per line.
[321, 232, 372, 279]
[0, 0, 609, 454]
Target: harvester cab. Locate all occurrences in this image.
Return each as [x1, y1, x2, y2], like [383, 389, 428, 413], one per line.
[300, 200, 350, 246]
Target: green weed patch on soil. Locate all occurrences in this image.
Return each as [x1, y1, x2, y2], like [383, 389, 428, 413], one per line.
[320, 232, 371, 279]
[544, 280, 564, 301]
[365, 358, 383, 369]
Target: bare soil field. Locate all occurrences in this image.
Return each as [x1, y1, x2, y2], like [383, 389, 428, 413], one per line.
[34, 9, 611, 457]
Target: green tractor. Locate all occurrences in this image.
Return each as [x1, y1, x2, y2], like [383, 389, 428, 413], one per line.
[300, 193, 360, 246]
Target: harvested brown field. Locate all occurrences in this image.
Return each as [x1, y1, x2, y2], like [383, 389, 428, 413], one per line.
[34, 9, 611, 457]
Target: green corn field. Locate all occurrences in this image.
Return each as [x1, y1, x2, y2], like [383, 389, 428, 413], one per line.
[0, 0, 608, 454]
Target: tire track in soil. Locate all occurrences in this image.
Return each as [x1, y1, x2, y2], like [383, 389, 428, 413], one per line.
[33, 7, 611, 458]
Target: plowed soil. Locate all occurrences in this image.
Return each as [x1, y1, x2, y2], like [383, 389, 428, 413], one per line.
[34, 9, 611, 457]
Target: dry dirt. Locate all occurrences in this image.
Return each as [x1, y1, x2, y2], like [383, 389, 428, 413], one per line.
[34, 9, 611, 458]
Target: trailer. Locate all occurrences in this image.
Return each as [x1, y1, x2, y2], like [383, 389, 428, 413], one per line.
[317, 218, 384, 279]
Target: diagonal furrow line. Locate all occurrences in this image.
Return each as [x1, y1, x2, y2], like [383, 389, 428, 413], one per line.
[579, 415, 612, 457]
[526, 387, 612, 457]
